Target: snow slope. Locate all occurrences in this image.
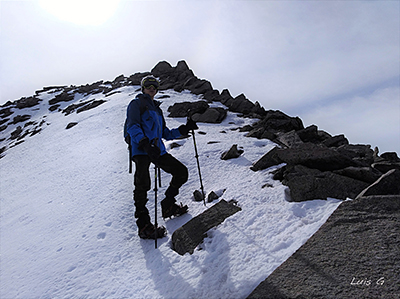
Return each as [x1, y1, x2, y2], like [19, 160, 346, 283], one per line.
[0, 86, 342, 298]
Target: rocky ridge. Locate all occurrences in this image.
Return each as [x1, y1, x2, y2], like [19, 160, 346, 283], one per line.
[1, 60, 399, 203]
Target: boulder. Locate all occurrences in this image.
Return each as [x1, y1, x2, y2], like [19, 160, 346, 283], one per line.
[251, 143, 358, 172]
[0, 107, 13, 118]
[282, 165, 370, 201]
[275, 130, 304, 148]
[151, 61, 174, 77]
[10, 126, 23, 140]
[66, 122, 78, 129]
[49, 91, 75, 105]
[297, 125, 324, 143]
[221, 144, 244, 160]
[250, 147, 282, 171]
[171, 199, 241, 255]
[248, 110, 304, 135]
[15, 96, 41, 109]
[202, 89, 220, 102]
[76, 100, 106, 113]
[191, 107, 227, 123]
[337, 144, 374, 166]
[227, 94, 255, 114]
[12, 115, 31, 124]
[167, 101, 209, 117]
[322, 134, 349, 147]
[372, 152, 400, 173]
[333, 166, 382, 184]
[356, 169, 400, 199]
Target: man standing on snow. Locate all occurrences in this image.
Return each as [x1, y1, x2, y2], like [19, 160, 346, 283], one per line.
[124, 75, 198, 239]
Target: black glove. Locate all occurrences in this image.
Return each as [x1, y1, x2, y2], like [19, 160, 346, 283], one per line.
[179, 118, 198, 135]
[139, 137, 161, 162]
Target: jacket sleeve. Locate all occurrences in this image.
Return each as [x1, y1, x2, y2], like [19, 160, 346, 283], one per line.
[161, 114, 182, 140]
[126, 99, 146, 144]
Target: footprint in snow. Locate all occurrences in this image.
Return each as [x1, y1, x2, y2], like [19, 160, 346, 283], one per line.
[97, 232, 106, 240]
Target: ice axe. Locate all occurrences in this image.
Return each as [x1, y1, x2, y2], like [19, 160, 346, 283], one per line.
[188, 110, 206, 206]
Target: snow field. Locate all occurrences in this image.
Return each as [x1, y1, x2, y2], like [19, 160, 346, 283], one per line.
[0, 87, 342, 298]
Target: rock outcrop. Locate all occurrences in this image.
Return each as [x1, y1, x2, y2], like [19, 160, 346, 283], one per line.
[249, 132, 399, 202]
[247, 195, 400, 299]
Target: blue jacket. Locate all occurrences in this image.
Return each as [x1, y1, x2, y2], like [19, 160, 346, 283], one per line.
[125, 93, 182, 157]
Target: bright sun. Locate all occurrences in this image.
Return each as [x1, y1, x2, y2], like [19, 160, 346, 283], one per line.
[39, 0, 120, 26]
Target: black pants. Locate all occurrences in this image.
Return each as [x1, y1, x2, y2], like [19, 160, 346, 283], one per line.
[132, 153, 188, 217]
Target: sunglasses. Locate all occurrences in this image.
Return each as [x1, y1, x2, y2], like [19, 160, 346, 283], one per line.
[142, 80, 159, 90]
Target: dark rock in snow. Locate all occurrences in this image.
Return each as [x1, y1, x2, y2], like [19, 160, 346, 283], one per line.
[10, 126, 23, 140]
[167, 101, 209, 117]
[191, 107, 227, 123]
[207, 191, 220, 203]
[251, 143, 358, 172]
[253, 110, 304, 133]
[76, 100, 106, 113]
[172, 199, 241, 255]
[282, 164, 370, 201]
[12, 115, 31, 124]
[15, 96, 41, 109]
[0, 107, 14, 118]
[221, 144, 244, 160]
[49, 91, 75, 105]
[193, 190, 204, 202]
[66, 122, 78, 129]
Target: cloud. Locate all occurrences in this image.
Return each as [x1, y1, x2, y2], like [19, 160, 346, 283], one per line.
[0, 0, 398, 154]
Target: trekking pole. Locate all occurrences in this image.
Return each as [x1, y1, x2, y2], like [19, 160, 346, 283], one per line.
[128, 143, 133, 174]
[158, 167, 162, 188]
[154, 164, 158, 249]
[188, 112, 206, 206]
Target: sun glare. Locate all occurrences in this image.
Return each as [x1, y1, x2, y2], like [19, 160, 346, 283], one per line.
[39, 0, 120, 26]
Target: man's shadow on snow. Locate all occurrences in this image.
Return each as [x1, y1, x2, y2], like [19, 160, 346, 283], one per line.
[140, 240, 195, 298]
[141, 229, 238, 298]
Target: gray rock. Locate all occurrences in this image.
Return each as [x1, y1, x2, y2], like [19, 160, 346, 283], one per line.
[167, 101, 209, 118]
[322, 134, 349, 147]
[333, 166, 382, 184]
[356, 169, 400, 199]
[66, 122, 78, 129]
[283, 165, 370, 201]
[251, 143, 358, 172]
[171, 199, 241, 255]
[275, 130, 304, 148]
[277, 143, 357, 171]
[251, 147, 282, 171]
[191, 107, 227, 123]
[221, 144, 244, 160]
[247, 195, 400, 299]
[372, 161, 400, 173]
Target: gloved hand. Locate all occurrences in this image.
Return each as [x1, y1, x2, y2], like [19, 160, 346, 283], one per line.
[139, 137, 161, 162]
[179, 118, 198, 135]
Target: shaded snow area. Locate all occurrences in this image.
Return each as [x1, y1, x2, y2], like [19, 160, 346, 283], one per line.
[0, 87, 342, 298]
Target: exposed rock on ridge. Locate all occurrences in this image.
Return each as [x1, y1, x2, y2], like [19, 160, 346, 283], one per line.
[247, 195, 400, 299]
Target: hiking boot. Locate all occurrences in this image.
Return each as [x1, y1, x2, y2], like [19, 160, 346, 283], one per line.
[138, 223, 167, 239]
[162, 202, 188, 219]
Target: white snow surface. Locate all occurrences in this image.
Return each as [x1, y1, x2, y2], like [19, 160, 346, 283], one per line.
[0, 86, 342, 298]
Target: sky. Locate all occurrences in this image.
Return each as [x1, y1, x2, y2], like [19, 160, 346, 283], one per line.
[1, 0, 399, 154]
